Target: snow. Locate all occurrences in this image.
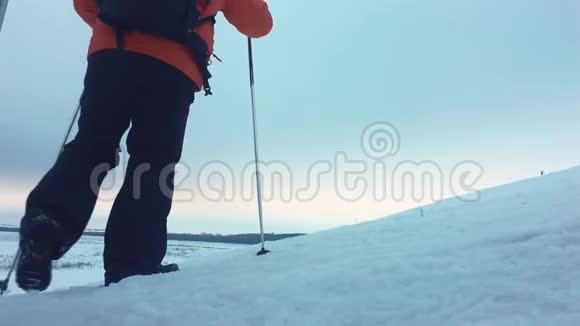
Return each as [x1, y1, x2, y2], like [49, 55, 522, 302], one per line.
[0, 232, 245, 294]
[1, 167, 580, 325]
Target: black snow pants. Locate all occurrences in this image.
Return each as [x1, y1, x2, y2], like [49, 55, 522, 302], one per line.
[25, 49, 195, 281]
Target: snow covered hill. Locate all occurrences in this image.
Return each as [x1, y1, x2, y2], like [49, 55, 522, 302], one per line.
[1, 167, 579, 325]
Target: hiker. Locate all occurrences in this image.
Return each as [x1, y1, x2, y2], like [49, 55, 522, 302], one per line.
[16, 0, 273, 291]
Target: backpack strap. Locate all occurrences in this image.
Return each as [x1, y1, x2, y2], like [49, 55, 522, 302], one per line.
[185, 3, 216, 96]
[115, 30, 126, 50]
[96, 10, 129, 50]
[185, 19, 215, 96]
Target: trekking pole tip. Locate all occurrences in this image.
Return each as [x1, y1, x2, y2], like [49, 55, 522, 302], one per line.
[0, 280, 8, 296]
[256, 247, 270, 256]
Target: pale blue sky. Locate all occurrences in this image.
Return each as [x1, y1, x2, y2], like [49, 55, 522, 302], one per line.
[0, 0, 579, 233]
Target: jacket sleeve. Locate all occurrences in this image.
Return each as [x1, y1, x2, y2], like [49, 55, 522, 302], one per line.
[73, 0, 99, 27]
[222, 0, 273, 38]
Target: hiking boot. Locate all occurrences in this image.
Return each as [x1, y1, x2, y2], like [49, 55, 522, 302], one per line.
[105, 263, 180, 286]
[16, 209, 65, 292]
[156, 263, 179, 274]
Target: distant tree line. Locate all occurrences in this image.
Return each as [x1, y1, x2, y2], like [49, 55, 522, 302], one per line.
[0, 226, 304, 245]
[163, 232, 304, 245]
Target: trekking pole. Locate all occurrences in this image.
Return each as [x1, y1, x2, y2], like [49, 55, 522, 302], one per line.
[0, 0, 14, 293]
[0, 0, 9, 32]
[0, 99, 82, 295]
[0, 247, 19, 294]
[58, 100, 82, 157]
[248, 38, 269, 256]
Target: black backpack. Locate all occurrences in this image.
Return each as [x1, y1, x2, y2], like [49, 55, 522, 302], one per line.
[96, 0, 216, 95]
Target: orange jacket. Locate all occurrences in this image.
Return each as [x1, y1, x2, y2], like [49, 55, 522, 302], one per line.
[73, 0, 273, 91]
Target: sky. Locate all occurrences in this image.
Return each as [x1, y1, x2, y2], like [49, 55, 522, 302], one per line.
[0, 0, 579, 234]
